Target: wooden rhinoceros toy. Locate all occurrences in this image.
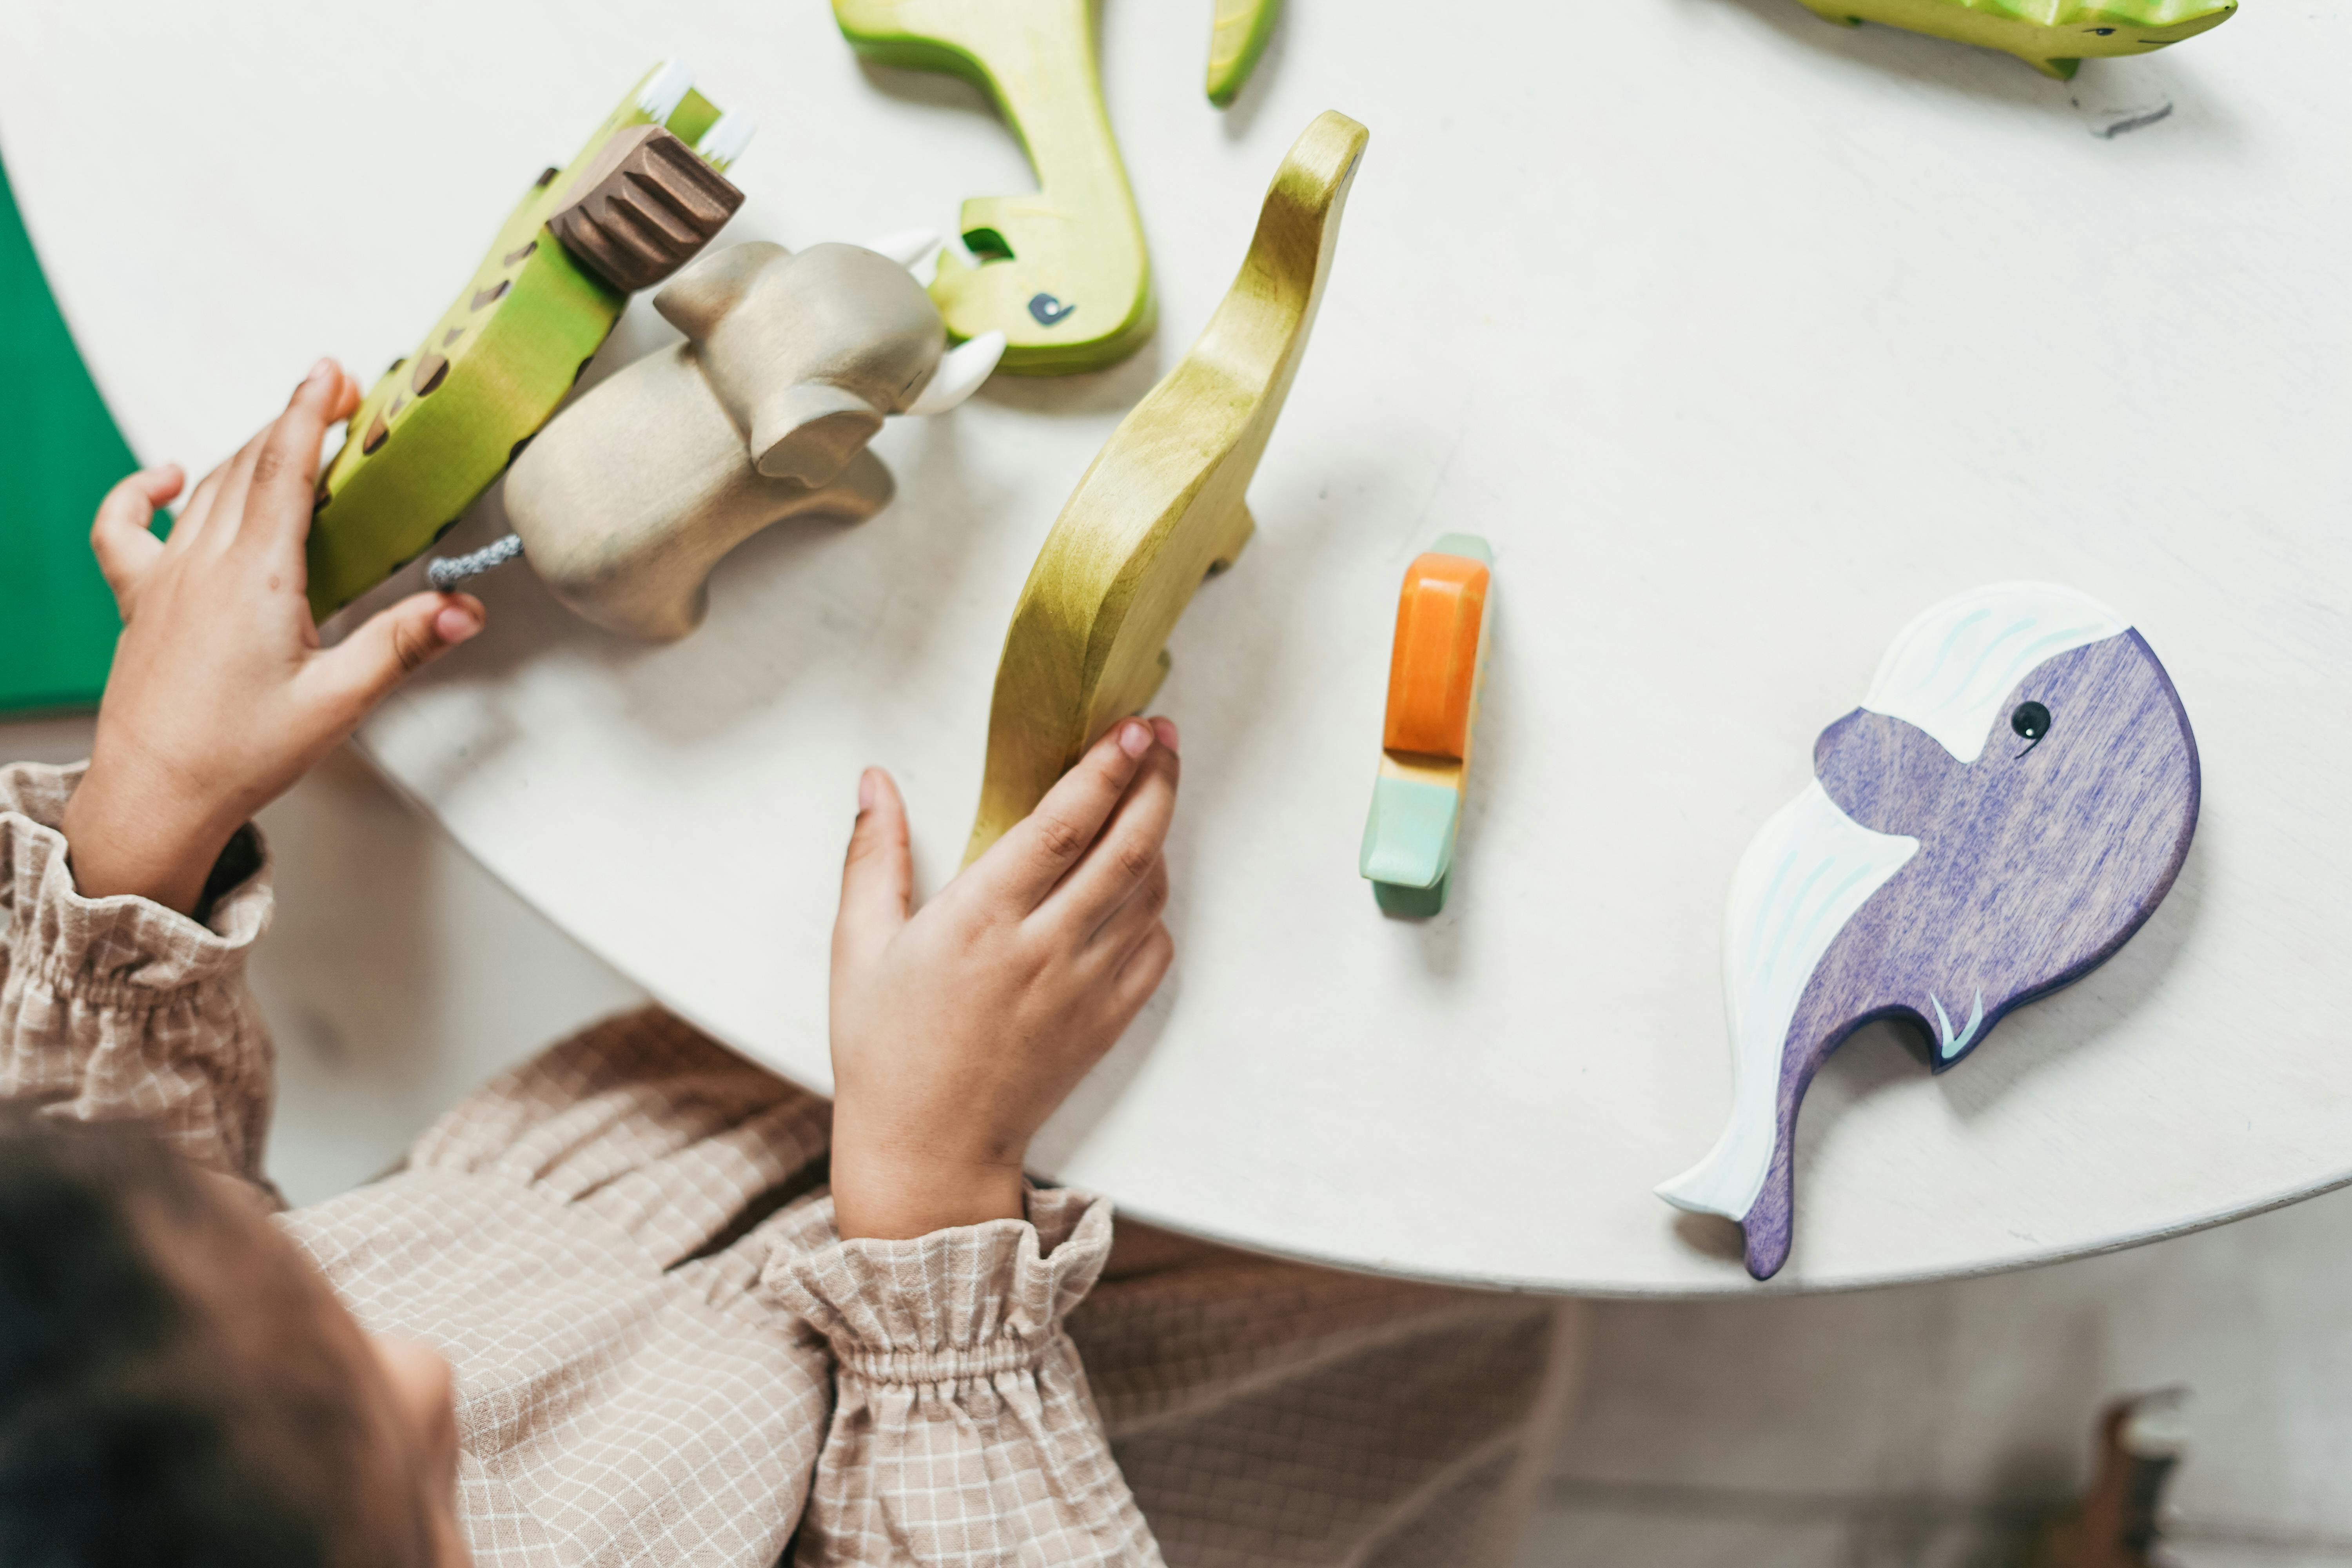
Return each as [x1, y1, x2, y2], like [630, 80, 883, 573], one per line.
[435, 234, 1004, 641]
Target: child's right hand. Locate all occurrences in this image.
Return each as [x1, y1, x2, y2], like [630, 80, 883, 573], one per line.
[827, 718, 1180, 1240]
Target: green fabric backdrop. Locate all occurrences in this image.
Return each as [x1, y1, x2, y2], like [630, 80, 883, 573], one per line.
[1, 143, 133, 714]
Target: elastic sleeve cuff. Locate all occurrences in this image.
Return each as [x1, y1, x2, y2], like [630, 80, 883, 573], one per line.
[762, 1185, 1111, 1386]
[1, 762, 271, 999]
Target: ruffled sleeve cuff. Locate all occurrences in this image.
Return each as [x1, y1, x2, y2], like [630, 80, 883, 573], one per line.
[764, 1187, 1160, 1565]
[764, 1185, 1111, 1382]
[0, 762, 278, 1183]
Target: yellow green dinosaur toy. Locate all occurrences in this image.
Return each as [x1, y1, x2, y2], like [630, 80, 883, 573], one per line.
[1795, 0, 2236, 79]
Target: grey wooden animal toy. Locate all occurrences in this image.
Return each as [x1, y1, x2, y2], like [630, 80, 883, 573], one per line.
[431, 232, 1003, 641]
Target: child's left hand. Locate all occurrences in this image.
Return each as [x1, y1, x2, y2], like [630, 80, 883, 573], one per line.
[59, 358, 487, 915]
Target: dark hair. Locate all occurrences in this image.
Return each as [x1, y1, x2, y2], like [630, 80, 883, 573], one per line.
[0, 1107, 340, 1567]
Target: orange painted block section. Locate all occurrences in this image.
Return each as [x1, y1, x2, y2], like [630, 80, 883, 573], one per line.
[1382, 552, 1489, 759]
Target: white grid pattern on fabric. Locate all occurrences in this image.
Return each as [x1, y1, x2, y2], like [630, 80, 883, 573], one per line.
[3, 762, 1564, 1566]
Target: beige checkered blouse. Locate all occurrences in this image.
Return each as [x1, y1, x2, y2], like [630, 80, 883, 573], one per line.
[2, 762, 1564, 1566]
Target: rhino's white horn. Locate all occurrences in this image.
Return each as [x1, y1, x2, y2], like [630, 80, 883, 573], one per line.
[864, 227, 944, 283]
[905, 331, 1005, 416]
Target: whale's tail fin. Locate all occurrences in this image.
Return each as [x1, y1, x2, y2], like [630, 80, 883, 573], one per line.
[1655, 1127, 1756, 1221]
[1656, 1117, 1797, 1281]
[1659, 779, 1918, 1280]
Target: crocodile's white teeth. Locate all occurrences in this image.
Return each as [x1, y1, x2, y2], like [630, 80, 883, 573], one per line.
[695, 111, 756, 171]
[638, 60, 696, 122]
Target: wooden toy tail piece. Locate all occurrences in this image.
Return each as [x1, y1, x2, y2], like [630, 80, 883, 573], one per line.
[1361, 534, 1492, 917]
[834, 0, 1154, 374]
[962, 110, 1368, 866]
[547, 124, 746, 292]
[1207, 0, 1283, 107]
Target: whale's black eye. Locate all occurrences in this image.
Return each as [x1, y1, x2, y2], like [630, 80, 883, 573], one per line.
[2011, 701, 2052, 742]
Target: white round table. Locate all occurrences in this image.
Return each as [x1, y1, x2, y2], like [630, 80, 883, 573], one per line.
[7, 0, 2345, 1294]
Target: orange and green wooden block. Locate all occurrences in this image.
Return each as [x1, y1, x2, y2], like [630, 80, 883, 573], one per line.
[1361, 533, 1492, 918]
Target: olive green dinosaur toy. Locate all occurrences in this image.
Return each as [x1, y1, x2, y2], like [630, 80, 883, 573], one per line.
[306, 63, 753, 618]
[1796, 0, 2236, 79]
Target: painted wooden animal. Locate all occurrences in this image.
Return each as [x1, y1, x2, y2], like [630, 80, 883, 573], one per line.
[1361, 535, 1493, 918]
[1207, 0, 1283, 107]
[495, 236, 1005, 641]
[1794, 0, 2236, 80]
[307, 63, 753, 618]
[964, 110, 1368, 862]
[2029, 1390, 2189, 1568]
[833, 0, 1152, 375]
[1657, 583, 2200, 1281]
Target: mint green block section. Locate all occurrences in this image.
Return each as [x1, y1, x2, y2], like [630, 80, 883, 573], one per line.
[1428, 531, 1490, 565]
[1373, 875, 1449, 919]
[1360, 774, 1460, 894]
[0, 145, 130, 714]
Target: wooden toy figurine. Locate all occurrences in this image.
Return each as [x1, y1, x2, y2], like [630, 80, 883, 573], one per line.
[307, 63, 753, 618]
[1361, 535, 1493, 918]
[439, 235, 1005, 642]
[1794, 0, 2236, 79]
[833, 0, 1153, 374]
[2029, 1390, 2189, 1568]
[963, 110, 1368, 862]
[1657, 584, 2200, 1281]
[1206, 0, 1283, 107]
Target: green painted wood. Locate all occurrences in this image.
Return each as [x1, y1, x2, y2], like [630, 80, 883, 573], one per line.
[1359, 775, 1459, 889]
[1206, 0, 1282, 108]
[835, 0, 1155, 376]
[307, 66, 743, 618]
[0, 145, 132, 715]
[1793, 0, 2235, 79]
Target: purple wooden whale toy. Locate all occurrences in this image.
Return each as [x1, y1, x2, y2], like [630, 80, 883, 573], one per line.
[1657, 583, 2201, 1281]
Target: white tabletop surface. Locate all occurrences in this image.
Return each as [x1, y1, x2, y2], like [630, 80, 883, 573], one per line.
[7, 1, 2348, 1295]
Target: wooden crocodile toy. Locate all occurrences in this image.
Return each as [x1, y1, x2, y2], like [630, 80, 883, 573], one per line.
[1794, 0, 2236, 79]
[306, 63, 751, 617]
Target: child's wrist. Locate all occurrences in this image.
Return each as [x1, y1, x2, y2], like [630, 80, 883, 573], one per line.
[830, 1117, 1027, 1241]
[61, 759, 242, 916]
